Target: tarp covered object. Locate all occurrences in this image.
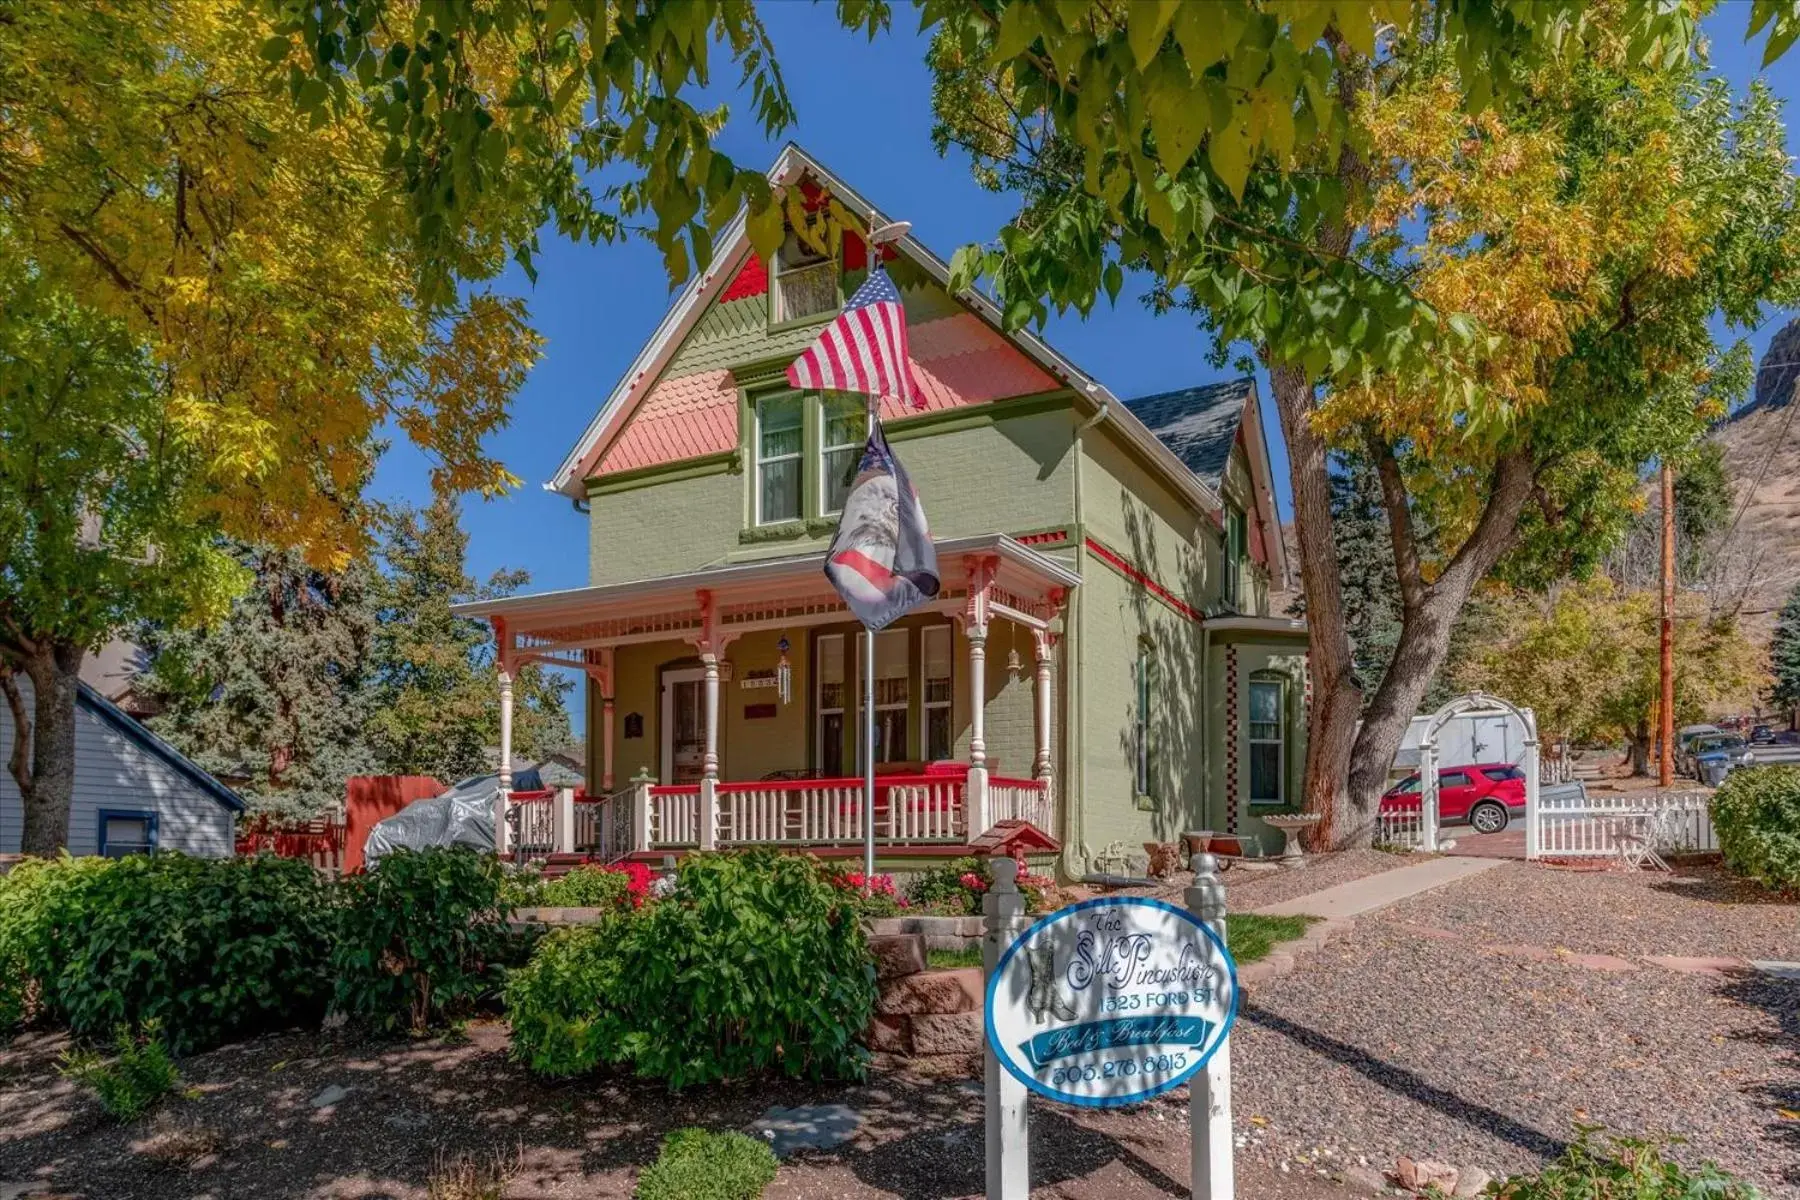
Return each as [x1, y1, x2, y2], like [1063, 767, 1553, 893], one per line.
[361, 770, 543, 866]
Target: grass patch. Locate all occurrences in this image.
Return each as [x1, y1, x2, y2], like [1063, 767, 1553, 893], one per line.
[1225, 913, 1316, 964]
[636, 1128, 777, 1200]
[58, 1022, 180, 1123]
[925, 946, 984, 970]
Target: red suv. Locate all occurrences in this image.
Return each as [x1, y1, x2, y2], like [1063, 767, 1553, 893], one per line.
[1380, 763, 1527, 834]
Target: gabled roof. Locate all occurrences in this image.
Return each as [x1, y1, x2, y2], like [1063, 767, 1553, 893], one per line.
[545, 143, 1226, 520]
[1125, 380, 1256, 495]
[1127, 377, 1289, 588]
[76, 683, 247, 813]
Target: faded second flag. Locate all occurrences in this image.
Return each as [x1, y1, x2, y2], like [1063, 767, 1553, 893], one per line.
[786, 265, 940, 627]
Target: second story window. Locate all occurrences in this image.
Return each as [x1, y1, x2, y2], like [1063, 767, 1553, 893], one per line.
[755, 393, 804, 524]
[772, 230, 839, 324]
[1224, 505, 1247, 610]
[820, 396, 867, 515]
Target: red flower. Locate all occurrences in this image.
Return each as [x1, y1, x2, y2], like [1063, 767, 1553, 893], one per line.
[959, 872, 988, 893]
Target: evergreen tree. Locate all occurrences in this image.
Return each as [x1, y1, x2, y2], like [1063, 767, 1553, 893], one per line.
[1772, 583, 1800, 718]
[139, 548, 379, 819]
[365, 498, 572, 784]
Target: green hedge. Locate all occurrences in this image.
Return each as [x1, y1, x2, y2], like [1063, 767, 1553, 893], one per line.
[0, 853, 336, 1053]
[1711, 765, 1800, 892]
[508, 850, 876, 1087]
[332, 846, 516, 1035]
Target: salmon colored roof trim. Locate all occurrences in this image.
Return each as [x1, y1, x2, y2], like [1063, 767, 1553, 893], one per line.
[589, 313, 1057, 478]
[1085, 536, 1204, 623]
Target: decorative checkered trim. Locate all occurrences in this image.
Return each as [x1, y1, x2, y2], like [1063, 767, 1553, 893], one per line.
[1225, 645, 1240, 834]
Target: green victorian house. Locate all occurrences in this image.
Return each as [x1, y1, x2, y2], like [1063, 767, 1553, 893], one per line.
[458, 146, 1308, 880]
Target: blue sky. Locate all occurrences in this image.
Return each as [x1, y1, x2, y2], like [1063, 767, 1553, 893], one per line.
[371, 7, 1798, 732]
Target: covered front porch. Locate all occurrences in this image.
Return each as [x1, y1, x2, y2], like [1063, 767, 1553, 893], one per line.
[455, 534, 1078, 859]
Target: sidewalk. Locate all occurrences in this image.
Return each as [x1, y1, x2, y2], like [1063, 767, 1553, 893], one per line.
[1253, 855, 1506, 919]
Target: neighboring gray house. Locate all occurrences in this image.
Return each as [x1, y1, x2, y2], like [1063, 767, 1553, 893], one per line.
[1, 680, 245, 857]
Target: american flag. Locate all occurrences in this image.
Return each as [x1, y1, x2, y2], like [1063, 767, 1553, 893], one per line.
[785, 266, 927, 408]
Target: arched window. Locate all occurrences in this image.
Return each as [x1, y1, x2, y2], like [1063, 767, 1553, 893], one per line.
[1248, 671, 1289, 806]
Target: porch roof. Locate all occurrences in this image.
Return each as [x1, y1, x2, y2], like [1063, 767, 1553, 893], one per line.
[453, 533, 1080, 665]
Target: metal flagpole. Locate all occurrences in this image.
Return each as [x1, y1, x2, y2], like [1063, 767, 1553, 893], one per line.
[864, 621, 877, 879]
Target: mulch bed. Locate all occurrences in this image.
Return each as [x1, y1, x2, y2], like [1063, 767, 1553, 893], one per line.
[0, 1022, 1364, 1200]
[1230, 860, 1800, 1195]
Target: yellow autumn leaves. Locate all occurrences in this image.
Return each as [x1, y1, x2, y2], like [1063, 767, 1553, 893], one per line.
[0, 0, 540, 569]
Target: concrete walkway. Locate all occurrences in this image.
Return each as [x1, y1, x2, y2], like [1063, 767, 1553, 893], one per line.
[1254, 855, 1506, 919]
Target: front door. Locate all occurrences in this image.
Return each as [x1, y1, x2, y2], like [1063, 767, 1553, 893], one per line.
[661, 668, 707, 784]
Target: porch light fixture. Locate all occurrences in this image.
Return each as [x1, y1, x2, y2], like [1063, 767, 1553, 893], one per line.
[1005, 623, 1023, 681]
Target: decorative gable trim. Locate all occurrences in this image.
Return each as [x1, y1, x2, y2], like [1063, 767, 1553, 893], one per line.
[546, 143, 1227, 524]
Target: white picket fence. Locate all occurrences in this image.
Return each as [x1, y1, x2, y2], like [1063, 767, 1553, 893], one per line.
[1531, 789, 1715, 859]
[1376, 803, 1426, 851]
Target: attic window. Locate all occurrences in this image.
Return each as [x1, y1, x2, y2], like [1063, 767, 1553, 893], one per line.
[772, 230, 838, 323]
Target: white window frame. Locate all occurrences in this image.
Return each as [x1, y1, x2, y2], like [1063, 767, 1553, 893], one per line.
[753, 392, 804, 526]
[815, 633, 847, 776]
[920, 623, 954, 762]
[818, 395, 867, 517]
[1248, 676, 1287, 806]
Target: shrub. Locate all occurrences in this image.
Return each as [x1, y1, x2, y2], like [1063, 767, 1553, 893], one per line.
[1495, 1128, 1760, 1199]
[540, 862, 652, 910]
[1711, 766, 1800, 892]
[0, 855, 116, 1034]
[334, 847, 515, 1035]
[58, 1021, 181, 1122]
[508, 850, 876, 1087]
[904, 856, 990, 914]
[504, 920, 633, 1078]
[21, 853, 336, 1053]
[635, 1128, 777, 1200]
[823, 868, 905, 917]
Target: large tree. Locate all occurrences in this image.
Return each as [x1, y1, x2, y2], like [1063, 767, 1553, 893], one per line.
[1772, 582, 1800, 721]
[926, 7, 1800, 845]
[0, 269, 242, 850]
[1465, 579, 1766, 774]
[366, 498, 572, 785]
[138, 547, 381, 820]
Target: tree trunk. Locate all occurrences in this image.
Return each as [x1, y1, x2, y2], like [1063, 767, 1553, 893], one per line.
[1267, 363, 1364, 848]
[1628, 721, 1650, 777]
[1346, 452, 1537, 811]
[2, 642, 84, 856]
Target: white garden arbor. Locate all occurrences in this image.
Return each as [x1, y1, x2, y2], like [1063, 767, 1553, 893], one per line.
[1415, 692, 1541, 855]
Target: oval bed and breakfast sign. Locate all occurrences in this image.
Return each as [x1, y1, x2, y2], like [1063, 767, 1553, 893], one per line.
[985, 897, 1239, 1108]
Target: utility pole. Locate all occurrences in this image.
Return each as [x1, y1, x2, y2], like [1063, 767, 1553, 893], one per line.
[1659, 462, 1675, 788]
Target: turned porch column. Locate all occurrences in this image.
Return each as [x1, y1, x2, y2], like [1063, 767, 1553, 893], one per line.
[1033, 629, 1056, 793]
[587, 647, 616, 793]
[692, 590, 725, 850]
[493, 617, 515, 857]
[963, 556, 997, 837]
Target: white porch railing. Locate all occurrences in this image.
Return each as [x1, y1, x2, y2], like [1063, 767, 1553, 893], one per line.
[713, 775, 968, 846]
[510, 790, 556, 856]
[987, 776, 1052, 833]
[649, 784, 704, 846]
[1533, 789, 1716, 859]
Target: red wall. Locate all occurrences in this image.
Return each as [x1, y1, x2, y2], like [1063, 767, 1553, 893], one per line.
[343, 775, 445, 874]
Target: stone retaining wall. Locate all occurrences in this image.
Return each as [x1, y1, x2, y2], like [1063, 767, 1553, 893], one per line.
[866, 914, 984, 952]
[866, 933, 981, 1057]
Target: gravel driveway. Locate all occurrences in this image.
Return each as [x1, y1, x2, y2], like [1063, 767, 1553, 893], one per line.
[1230, 861, 1800, 1195]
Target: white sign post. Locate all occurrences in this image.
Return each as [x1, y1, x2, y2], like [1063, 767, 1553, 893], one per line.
[983, 855, 1239, 1199]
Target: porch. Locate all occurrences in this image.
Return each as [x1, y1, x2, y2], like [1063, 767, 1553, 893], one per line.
[507, 765, 1054, 860]
[455, 533, 1078, 858]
